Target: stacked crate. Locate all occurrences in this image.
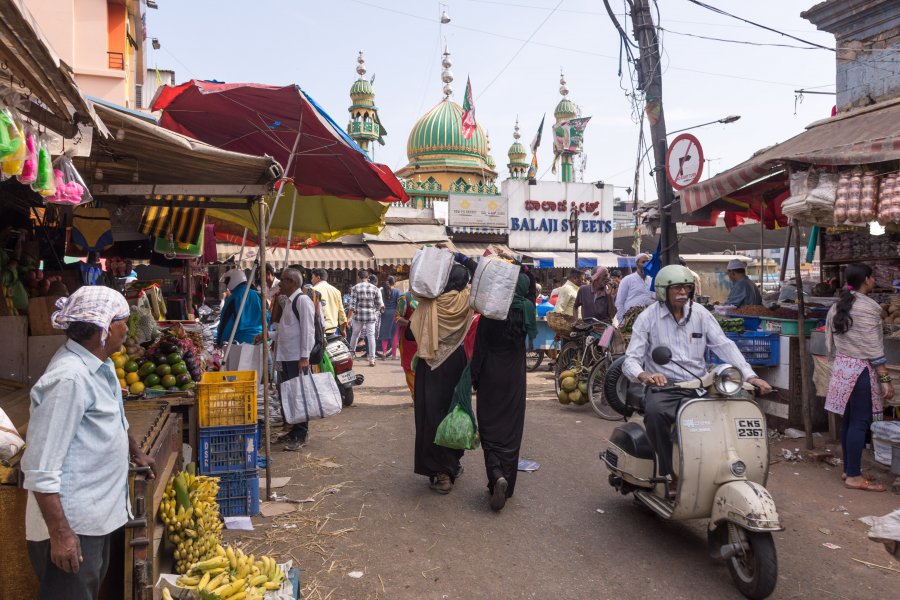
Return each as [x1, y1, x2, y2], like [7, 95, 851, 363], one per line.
[195, 370, 260, 516]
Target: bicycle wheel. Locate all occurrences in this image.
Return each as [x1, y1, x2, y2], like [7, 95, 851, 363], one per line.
[554, 342, 580, 396]
[525, 349, 544, 372]
[587, 356, 624, 421]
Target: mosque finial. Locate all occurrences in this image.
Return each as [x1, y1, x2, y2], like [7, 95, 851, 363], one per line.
[356, 51, 366, 78]
[513, 117, 520, 141]
[559, 69, 568, 97]
[441, 46, 454, 98]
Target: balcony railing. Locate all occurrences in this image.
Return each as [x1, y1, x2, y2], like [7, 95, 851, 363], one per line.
[108, 52, 124, 70]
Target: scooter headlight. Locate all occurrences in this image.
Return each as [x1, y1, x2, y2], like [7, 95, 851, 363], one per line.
[713, 364, 744, 395]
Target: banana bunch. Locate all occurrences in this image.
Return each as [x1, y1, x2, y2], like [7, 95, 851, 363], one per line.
[174, 544, 285, 599]
[159, 467, 223, 574]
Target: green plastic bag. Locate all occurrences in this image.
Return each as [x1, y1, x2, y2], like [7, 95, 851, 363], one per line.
[319, 351, 335, 376]
[434, 364, 479, 450]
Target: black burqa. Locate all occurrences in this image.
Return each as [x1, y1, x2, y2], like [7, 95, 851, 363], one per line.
[411, 264, 471, 483]
[470, 270, 536, 497]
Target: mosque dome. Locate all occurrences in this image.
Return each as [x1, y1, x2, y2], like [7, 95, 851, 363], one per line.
[554, 70, 577, 121]
[406, 100, 490, 164]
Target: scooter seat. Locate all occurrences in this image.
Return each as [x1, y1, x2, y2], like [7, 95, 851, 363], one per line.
[610, 422, 655, 461]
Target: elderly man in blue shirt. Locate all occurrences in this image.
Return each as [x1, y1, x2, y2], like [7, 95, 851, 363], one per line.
[22, 286, 155, 600]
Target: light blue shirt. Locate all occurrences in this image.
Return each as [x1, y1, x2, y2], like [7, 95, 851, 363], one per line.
[615, 272, 656, 317]
[22, 340, 131, 540]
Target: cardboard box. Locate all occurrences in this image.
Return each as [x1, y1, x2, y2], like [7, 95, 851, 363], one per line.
[27, 295, 62, 336]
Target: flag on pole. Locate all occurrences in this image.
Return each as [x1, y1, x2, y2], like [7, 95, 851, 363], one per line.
[526, 114, 545, 180]
[461, 77, 477, 140]
[552, 117, 591, 154]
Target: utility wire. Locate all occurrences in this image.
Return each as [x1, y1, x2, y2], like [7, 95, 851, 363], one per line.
[660, 26, 823, 50]
[684, 0, 835, 52]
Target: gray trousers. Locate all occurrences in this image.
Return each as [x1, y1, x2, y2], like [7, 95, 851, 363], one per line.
[644, 388, 697, 477]
[28, 532, 111, 600]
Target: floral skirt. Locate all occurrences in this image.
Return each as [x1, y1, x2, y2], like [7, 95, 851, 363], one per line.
[824, 354, 882, 418]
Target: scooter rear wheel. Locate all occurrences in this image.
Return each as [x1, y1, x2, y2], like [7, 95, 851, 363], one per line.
[341, 386, 354, 407]
[727, 530, 778, 600]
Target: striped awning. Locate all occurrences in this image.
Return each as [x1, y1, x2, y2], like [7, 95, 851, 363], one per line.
[367, 242, 420, 266]
[679, 99, 900, 214]
[452, 242, 514, 258]
[516, 251, 620, 269]
[218, 244, 373, 270]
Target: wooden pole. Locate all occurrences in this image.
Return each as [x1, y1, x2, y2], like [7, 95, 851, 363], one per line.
[258, 200, 272, 499]
[779, 224, 793, 283]
[792, 221, 814, 450]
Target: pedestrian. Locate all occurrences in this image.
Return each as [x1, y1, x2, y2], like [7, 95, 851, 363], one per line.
[615, 253, 655, 316]
[553, 269, 583, 317]
[725, 259, 762, 308]
[22, 286, 156, 600]
[270, 268, 317, 451]
[264, 263, 280, 302]
[217, 268, 263, 347]
[378, 276, 400, 359]
[395, 288, 418, 398]
[472, 267, 537, 511]
[608, 268, 622, 303]
[409, 258, 475, 494]
[825, 264, 893, 492]
[311, 268, 348, 336]
[348, 270, 384, 367]
[574, 266, 616, 323]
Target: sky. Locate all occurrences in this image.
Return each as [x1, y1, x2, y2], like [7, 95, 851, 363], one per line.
[145, 0, 837, 203]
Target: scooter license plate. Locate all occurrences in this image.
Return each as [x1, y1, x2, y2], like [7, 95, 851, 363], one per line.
[337, 371, 357, 384]
[735, 418, 764, 438]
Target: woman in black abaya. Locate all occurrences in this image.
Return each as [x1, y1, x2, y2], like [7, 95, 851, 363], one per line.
[471, 270, 537, 511]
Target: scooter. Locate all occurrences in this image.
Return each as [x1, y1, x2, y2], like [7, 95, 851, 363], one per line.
[601, 347, 782, 600]
[325, 329, 364, 407]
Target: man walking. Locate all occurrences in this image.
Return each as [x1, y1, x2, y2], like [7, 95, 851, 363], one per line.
[615, 253, 655, 316]
[23, 286, 156, 599]
[217, 268, 263, 347]
[271, 268, 316, 451]
[574, 266, 616, 323]
[311, 269, 347, 335]
[348, 270, 384, 367]
[553, 269, 583, 318]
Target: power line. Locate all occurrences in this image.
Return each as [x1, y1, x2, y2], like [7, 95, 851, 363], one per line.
[660, 26, 824, 50]
[684, 0, 835, 52]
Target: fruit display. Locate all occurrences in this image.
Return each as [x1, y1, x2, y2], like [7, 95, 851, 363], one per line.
[117, 325, 205, 396]
[715, 317, 745, 333]
[173, 544, 285, 599]
[160, 467, 223, 574]
[557, 369, 588, 406]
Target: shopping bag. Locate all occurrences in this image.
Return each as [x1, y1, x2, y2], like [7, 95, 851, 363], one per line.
[409, 246, 453, 299]
[469, 256, 520, 319]
[280, 371, 342, 423]
[434, 364, 479, 450]
[225, 343, 264, 382]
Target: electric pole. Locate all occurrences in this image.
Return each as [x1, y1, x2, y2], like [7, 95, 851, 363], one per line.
[628, 0, 679, 266]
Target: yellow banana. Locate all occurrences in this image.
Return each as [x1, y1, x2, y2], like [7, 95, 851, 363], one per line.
[264, 581, 282, 590]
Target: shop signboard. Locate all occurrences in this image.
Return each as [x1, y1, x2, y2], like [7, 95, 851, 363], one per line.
[504, 180, 614, 251]
[447, 194, 508, 228]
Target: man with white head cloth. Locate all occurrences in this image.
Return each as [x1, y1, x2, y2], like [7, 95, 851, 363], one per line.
[22, 286, 156, 599]
[615, 253, 656, 316]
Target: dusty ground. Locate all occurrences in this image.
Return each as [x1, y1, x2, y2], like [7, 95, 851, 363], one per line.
[226, 361, 900, 600]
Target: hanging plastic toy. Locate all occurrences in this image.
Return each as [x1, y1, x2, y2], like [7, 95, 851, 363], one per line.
[32, 143, 56, 197]
[1, 121, 26, 177]
[17, 130, 36, 184]
[0, 109, 22, 158]
[45, 154, 91, 205]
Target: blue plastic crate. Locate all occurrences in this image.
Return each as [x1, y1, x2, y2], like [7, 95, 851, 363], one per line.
[198, 424, 258, 475]
[255, 426, 267, 468]
[215, 470, 260, 517]
[708, 332, 779, 367]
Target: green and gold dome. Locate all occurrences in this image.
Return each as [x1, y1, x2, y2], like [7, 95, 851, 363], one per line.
[396, 47, 497, 185]
[507, 119, 528, 179]
[554, 71, 578, 121]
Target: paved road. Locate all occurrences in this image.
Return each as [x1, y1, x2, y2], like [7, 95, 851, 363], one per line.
[233, 360, 899, 600]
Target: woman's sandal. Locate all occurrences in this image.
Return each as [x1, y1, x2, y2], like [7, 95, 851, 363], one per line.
[844, 479, 885, 492]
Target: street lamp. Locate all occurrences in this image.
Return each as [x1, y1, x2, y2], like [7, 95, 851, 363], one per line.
[568, 206, 579, 270]
[667, 115, 741, 136]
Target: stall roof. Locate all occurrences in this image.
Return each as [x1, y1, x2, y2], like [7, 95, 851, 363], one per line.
[613, 222, 797, 254]
[367, 243, 422, 266]
[679, 98, 900, 214]
[0, 0, 99, 134]
[85, 101, 279, 196]
[516, 251, 620, 269]
[453, 242, 513, 258]
[219, 244, 373, 270]
[362, 224, 449, 244]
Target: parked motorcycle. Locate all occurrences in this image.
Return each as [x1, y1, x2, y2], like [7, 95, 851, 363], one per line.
[325, 329, 364, 407]
[601, 346, 781, 600]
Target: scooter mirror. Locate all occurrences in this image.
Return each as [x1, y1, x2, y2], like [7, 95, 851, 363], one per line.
[651, 346, 672, 365]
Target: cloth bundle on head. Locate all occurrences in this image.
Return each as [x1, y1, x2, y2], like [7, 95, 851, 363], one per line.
[52, 286, 130, 344]
[410, 265, 474, 369]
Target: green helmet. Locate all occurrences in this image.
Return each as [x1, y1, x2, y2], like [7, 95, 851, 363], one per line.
[654, 264, 695, 302]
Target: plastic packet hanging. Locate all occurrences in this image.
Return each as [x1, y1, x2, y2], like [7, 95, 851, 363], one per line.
[1, 121, 26, 177]
[0, 109, 22, 158]
[17, 130, 37, 184]
[32, 142, 55, 196]
[45, 154, 92, 205]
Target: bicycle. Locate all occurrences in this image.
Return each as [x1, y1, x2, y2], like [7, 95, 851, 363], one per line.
[553, 318, 625, 421]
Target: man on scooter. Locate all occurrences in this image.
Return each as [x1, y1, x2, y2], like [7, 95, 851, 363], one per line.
[622, 265, 772, 494]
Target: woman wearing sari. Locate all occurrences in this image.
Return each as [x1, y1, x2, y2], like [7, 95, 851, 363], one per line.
[395, 289, 417, 398]
[409, 262, 475, 494]
[471, 270, 537, 511]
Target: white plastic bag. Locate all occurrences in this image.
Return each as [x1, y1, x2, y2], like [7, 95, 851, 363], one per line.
[469, 256, 521, 320]
[409, 246, 453, 299]
[0, 408, 24, 461]
[870, 421, 900, 466]
[860, 509, 900, 558]
[280, 371, 342, 423]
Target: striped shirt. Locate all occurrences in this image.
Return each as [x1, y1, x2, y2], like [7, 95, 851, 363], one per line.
[349, 281, 384, 324]
[623, 301, 758, 384]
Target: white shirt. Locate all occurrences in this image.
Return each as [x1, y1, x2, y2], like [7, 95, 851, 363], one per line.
[615, 271, 656, 316]
[266, 277, 281, 300]
[623, 301, 758, 384]
[272, 289, 315, 362]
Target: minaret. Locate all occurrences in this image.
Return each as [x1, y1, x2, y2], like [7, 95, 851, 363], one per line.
[441, 46, 453, 99]
[484, 133, 496, 182]
[554, 70, 579, 183]
[347, 51, 383, 157]
[507, 118, 528, 179]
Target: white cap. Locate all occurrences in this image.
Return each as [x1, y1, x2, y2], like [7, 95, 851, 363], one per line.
[726, 259, 746, 271]
[220, 268, 247, 291]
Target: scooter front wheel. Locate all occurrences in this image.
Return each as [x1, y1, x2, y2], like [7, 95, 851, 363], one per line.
[727, 530, 778, 600]
[341, 386, 354, 407]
